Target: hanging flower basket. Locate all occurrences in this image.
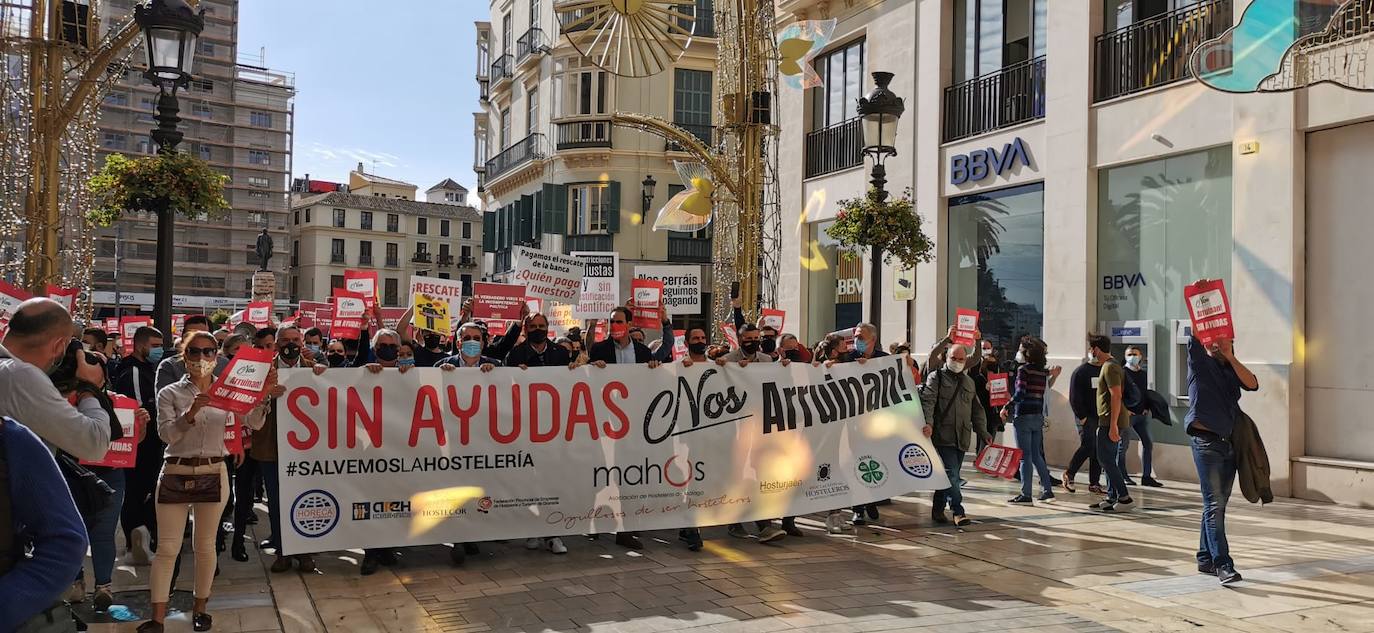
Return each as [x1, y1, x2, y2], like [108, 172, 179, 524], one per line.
[87, 152, 228, 227]
[825, 188, 934, 268]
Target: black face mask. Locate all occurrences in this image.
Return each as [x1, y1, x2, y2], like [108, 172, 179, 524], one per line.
[761, 338, 777, 354]
[742, 341, 761, 355]
[374, 344, 399, 362]
[526, 329, 548, 344]
[327, 353, 347, 367]
[279, 343, 300, 361]
[784, 349, 801, 362]
[688, 342, 708, 356]
[423, 334, 442, 350]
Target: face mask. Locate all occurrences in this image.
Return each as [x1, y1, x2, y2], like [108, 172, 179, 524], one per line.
[423, 334, 441, 349]
[306, 344, 322, 358]
[461, 340, 483, 357]
[946, 358, 966, 373]
[610, 321, 628, 340]
[279, 343, 301, 361]
[761, 338, 777, 354]
[83, 342, 95, 353]
[398, 357, 416, 368]
[1125, 355, 1142, 368]
[742, 341, 761, 355]
[688, 342, 708, 356]
[526, 329, 548, 344]
[855, 338, 869, 355]
[189, 358, 217, 376]
[784, 349, 801, 362]
[1015, 351, 1026, 364]
[327, 352, 346, 366]
[148, 347, 165, 364]
[982, 347, 994, 357]
[374, 344, 399, 362]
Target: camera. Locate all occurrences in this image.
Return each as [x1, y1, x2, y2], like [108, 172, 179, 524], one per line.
[50, 338, 104, 388]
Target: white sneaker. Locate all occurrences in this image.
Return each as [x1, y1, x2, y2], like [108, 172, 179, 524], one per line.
[126, 526, 152, 565]
[1113, 497, 1136, 511]
[548, 537, 568, 555]
[525, 538, 542, 550]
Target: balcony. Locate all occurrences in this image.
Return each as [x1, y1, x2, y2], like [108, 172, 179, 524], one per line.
[359, 254, 373, 266]
[459, 256, 478, 267]
[330, 252, 345, 264]
[1094, 0, 1232, 102]
[668, 236, 712, 263]
[516, 27, 549, 66]
[437, 254, 455, 267]
[564, 234, 612, 253]
[559, 7, 596, 34]
[943, 56, 1046, 143]
[412, 252, 433, 264]
[490, 55, 513, 87]
[556, 118, 613, 150]
[386, 256, 399, 267]
[485, 133, 548, 181]
[666, 123, 715, 152]
[803, 117, 863, 179]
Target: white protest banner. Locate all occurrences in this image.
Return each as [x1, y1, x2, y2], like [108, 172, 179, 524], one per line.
[513, 246, 584, 305]
[275, 357, 942, 555]
[548, 303, 579, 336]
[634, 265, 701, 316]
[409, 275, 464, 335]
[570, 251, 619, 319]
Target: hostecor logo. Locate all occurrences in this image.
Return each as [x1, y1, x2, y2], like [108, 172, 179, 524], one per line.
[290, 490, 339, 538]
[898, 443, 934, 479]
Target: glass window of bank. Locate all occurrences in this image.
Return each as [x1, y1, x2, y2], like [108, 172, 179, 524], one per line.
[804, 221, 864, 342]
[952, 0, 1047, 82]
[946, 183, 1044, 356]
[1098, 146, 1232, 441]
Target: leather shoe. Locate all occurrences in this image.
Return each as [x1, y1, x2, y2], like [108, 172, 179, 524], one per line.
[231, 539, 248, 562]
[192, 612, 212, 632]
[296, 554, 316, 573]
[269, 555, 292, 573]
[614, 533, 643, 550]
[360, 556, 380, 576]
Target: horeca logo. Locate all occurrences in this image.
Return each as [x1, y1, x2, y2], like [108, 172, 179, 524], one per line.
[290, 490, 339, 538]
[898, 443, 934, 479]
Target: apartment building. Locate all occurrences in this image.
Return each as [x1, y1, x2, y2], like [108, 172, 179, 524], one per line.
[89, 0, 295, 313]
[474, 0, 719, 332]
[290, 167, 483, 307]
[776, 0, 1374, 504]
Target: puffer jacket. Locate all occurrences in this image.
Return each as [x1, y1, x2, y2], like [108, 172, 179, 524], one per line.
[1233, 410, 1273, 504]
[919, 368, 990, 452]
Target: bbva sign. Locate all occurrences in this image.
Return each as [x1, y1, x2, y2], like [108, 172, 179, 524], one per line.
[949, 137, 1032, 186]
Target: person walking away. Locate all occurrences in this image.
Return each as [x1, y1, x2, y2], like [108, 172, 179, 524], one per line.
[1062, 350, 1105, 494]
[1004, 337, 1058, 504]
[1120, 345, 1163, 487]
[920, 344, 991, 527]
[1090, 334, 1134, 512]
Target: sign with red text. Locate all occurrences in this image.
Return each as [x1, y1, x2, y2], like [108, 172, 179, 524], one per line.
[987, 372, 1010, 408]
[570, 251, 618, 319]
[171, 314, 187, 337]
[120, 316, 151, 354]
[207, 346, 274, 415]
[246, 301, 274, 328]
[409, 275, 463, 335]
[1184, 279, 1234, 345]
[81, 395, 140, 469]
[486, 320, 509, 337]
[630, 278, 664, 328]
[344, 270, 379, 310]
[104, 317, 119, 335]
[953, 308, 980, 347]
[0, 280, 32, 319]
[514, 246, 585, 305]
[471, 282, 526, 321]
[634, 265, 701, 316]
[47, 285, 79, 313]
[672, 330, 687, 361]
[275, 356, 942, 554]
[224, 414, 244, 455]
[760, 309, 786, 333]
[975, 443, 1021, 479]
[331, 291, 367, 340]
[721, 323, 739, 348]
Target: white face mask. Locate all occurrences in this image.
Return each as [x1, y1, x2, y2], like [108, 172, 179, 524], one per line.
[189, 359, 217, 376]
[1015, 351, 1026, 364]
[946, 358, 966, 373]
[1125, 355, 1142, 368]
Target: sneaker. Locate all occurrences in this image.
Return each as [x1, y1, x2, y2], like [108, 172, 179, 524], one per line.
[1061, 475, 1077, 493]
[1088, 483, 1105, 494]
[135, 621, 164, 633]
[525, 538, 542, 550]
[1091, 499, 1115, 511]
[1007, 494, 1033, 505]
[1050, 476, 1063, 486]
[1142, 477, 1165, 488]
[360, 556, 380, 576]
[65, 580, 86, 603]
[1114, 497, 1136, 511]
[678, 529, 703, 551]
[1038, 491, 1056, 502]
[825, 512, 845, 534]
[93, 584, 114, 612]
[548, 537, 568, 555]
[192, 612, 212, 632]
[757, 525, 786, 543]
[270, 555, 293, 573]
[727, 524, 749, 538]
[850, 510, 867, 526]
[231, 538, 248, 562]
[1099, 500, 1121, 513]
[296, 554, 316, 573]
[952, 515, 971, 527]
[1217, 565, 1243, 585]
[865, 505, 879, 520]
[1125, 477, 1138, 486]
[127, 526, 152, 565]
[1198, 561, 1216, 575]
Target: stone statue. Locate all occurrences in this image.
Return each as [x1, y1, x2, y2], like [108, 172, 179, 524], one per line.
[255, 228, 274, 271]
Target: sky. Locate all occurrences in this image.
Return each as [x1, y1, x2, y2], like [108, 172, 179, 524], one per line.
[238, 1, 484, 203]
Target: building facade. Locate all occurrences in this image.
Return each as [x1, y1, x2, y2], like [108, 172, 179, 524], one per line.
[474, 0, 720, 332]
[290, 169, 483, 307]
[777, 0, 1374, 505]
[91, 0, 295, 312]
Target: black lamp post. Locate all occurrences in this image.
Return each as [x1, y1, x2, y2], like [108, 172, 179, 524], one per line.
[641, 174, 656, 216]
[857, 71, 904, 337]
[135, 0, 203, 349]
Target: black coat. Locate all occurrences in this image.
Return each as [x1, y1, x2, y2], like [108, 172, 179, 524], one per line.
[589, 339, 654, 365]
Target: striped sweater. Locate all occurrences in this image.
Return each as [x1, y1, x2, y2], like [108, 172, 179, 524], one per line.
[1009, 364, 1051, 418]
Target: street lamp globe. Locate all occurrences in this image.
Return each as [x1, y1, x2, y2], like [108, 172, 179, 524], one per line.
[641, 174, 657, 206]
[134, 0, 205, 88]
[858, 71, 904, 165]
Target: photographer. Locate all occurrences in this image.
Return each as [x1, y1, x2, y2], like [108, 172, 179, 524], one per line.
[0, 298, 112, 460]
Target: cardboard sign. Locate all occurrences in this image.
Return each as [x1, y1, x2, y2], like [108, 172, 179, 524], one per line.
[486, 320, 509, 337]
[1184, 279, 1234, 345]
[987, 372, 1010, 407]
[593, 320, 607, 343]
[408, 275, 463, 334]
[412, 293, 451, 336]
[171, 314, 187, 337]
[634, 265, 701, 316]
[207, 346, 274, 415]
[81, 394, 140, 469]
[298, 300, 330, 330]
[224, 414, 244, 455]
[630, 278, 664, 328]
[672, 329, 687, 361]
[47, 285, 79, 313]
[0, 279, 32, 318]
[245, 301, 274, 328]
[471, 282, 526, 321]
[344, 270, 379, 310]
[760, 308, 786, 333]
[571, 251, 619, 319]
[104, 317, 119, 335]
[721, 323, 739, 348]
[953, 308, 980, 347]
[379, 307, 407, 329]
[331, 290, 368, 340]
[119, 316, 151, 354]
[548, 303, 579, 336]
[975, 443, 1022, 479]
[514, 246, 585, 305]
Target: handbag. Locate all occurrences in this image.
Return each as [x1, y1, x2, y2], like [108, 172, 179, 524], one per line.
[55, 452, 114, 519]
[157, 471, 222, 504]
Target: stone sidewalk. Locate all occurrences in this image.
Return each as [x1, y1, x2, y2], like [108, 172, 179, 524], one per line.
[83, 469, 1374, 633]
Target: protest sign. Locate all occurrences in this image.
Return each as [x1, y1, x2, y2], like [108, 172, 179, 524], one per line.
[331, 291, 367, 340]
[593, 319, 607, 342]
[514, 246, 584, 305]
[207, 346, 274, 415]
[987, 372, 1010, 408]
[344, 270, 379, 310]
[471, 283, 525, 321]
[672, 329, 687, 361]
[526, 298, 542, 314]
[47, 285, 79, 313]
[380, 307, 407, 329]
[634, 265, 701, 316]
[81, 395, 140, 469]
[0, 279, 32, 318]
[953, 308, 980, 347]
[275, 356, 942, 554]
[760, 309, 786, 332]
[409, 275, 463, 334]
[171, 314, 187, 336]
[721, 323, 739, 348]
[548, 304, 579, 336]
[1184, 279, 1234, 345]
[298, 300, 330, 330]
[571, 251, 619, 319]
[224, 414, 244, 455]
[246, 301, 274, 328]
[120, 316, 151, 354]
[104, 317, 119, 335]
[486, 320, 509, 337]
[630, 278, 664, 328]
[975, 444, 1022, 479]
[412, 293, 451, 336]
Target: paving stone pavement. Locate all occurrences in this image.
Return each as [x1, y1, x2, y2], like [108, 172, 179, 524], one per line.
[84, 468, 1374, 632]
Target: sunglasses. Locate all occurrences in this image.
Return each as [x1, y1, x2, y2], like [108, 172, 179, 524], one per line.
[185, 347, 218, 358]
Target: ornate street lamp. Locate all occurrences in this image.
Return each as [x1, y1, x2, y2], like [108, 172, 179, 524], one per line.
[134, 0, 203, 348]
[641, 174, 657, 216]
[857, 71, 904, 335]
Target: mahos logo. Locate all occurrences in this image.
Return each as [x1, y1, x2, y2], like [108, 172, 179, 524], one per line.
[593, 455, 705, 488]
[291, 490, 339, 538]
[898, 443, 934, 479]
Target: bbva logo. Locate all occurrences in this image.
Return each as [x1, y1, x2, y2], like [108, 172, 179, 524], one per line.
[950, 137, 1031, 186]
[1102, 273, 1147, 290]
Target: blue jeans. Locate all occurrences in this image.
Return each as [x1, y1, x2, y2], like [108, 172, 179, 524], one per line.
[1014, 415, 1053, 497]
[1117, 414, 1154, 479]
[261, 459, 282, 550]
[931, 446, 966, 516]
[79, 467, 126, 587]
[1192, 433, 1238, 568]
[1095, 424, 1129, 501]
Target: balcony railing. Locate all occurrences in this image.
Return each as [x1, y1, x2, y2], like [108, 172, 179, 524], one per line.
[1094, 0, 1232, 102]
[485, 133, 548, 181]
[490, 55, 512, 85]
[386, 257, 399, 267]
[559, 7, 595, 34]
[556, 118, 613, 150]
[516, 27, 548, 64]
[803, 117, 863, 179]
[666, 122, 715, 152]
[943, 56, 1046, 142]
[564, 234, 612, 254]
[330, 252, 345, 264]
[668, 236, 712, 263]
[459, 256, 477, 267]
[412, 252, 433, 264]
[359, 254, 373, 266]
[437, 254, 454, 267]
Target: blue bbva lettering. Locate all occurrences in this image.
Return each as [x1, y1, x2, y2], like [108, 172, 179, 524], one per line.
[950, 137, 1030, 185]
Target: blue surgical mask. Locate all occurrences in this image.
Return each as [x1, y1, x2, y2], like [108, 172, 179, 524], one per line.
[398, 357, 416, 368]
[306, 344, 322, 358]
[148, 347, 165, 364]
[855, 338, 868, 354]
[461, 340, 482, 358]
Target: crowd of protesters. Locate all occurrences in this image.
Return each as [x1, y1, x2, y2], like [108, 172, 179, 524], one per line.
[0, 279, 1261, 630]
